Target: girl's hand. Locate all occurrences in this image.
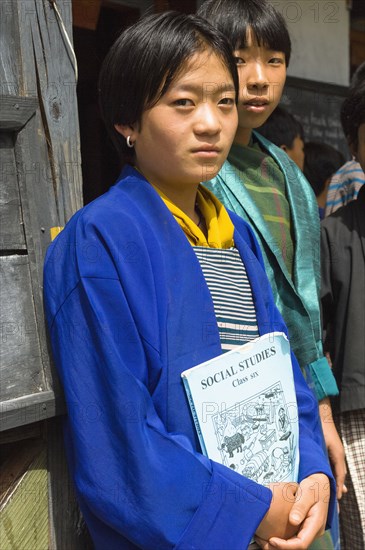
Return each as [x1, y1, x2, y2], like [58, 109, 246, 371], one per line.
[255, 482, 299, 542]
[257, 473, 330, 549]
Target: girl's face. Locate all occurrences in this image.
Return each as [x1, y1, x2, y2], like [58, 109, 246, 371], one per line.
[117, 50, 238, 194]
[234, 30, 287, 144]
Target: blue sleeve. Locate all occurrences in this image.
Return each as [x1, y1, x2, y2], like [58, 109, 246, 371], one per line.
[45, 252, 272, 549]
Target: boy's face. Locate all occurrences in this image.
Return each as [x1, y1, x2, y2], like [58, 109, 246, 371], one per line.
[282, 135, 305, 171]
[234, 30, 287, 143]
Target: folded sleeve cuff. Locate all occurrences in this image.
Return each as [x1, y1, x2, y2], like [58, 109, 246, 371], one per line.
[305, 357, 339, 401]
[175, 462, 272, 549]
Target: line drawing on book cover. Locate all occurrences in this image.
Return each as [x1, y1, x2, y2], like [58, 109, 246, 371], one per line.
[212, 381, 296, 484]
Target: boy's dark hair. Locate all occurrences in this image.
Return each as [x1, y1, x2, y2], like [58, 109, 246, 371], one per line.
[349, 61, 365, 91]
[340, 81, 365, 150]
[256, 106, 304, 149]
[303, 142, 345, 197]
[98, 11, 239, 162]
[197, 0, 291, 66]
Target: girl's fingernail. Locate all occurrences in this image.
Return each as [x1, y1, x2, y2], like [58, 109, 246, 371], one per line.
[291, 512, 301, 523]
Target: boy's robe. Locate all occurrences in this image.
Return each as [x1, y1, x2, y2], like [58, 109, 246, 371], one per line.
[204, 132, 338, 401]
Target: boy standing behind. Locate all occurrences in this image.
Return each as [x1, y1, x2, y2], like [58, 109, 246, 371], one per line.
[257, 105, 305, 171]
[198, 1, 344, 547]
[321, 80, 365, 550]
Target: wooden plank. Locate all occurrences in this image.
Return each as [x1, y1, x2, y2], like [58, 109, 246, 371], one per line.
[0, 390, 61, 432]
[0, 437, 44, 506]
[0, 445, 48, 550]
[0, 2, 21, 96]
[0, 96, 37, 131]
[12, 0, 83, 399]
[15, 114, 65, 381]
[0, 422, 42, 445]
[0, 255, 45, 403]
[0, 134, 26, 250]
[48, 417, 94, 550]
[17, 0, 83, 222]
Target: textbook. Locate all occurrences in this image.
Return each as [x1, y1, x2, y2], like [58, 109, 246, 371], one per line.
[181, 332, 299, 484]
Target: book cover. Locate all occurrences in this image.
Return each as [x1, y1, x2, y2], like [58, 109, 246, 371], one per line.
[181, 332, 299, 484]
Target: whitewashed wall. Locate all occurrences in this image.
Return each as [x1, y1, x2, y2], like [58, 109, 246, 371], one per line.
[268, 0, 349, 85]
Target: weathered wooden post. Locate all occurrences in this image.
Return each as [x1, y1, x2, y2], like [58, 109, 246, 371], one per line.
[0, 1, 89, 547]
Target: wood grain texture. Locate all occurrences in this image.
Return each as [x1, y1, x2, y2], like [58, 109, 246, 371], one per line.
[0, 96, 37, 131]
[48, 417, 94, 550]
[0, 391, 59, 432]
[0, 1, 88, 546]
[0, 136, 26, 250]
[0, 255, 45, 402]
[0, 0, 83, 429]
[0, 444, 48, 550]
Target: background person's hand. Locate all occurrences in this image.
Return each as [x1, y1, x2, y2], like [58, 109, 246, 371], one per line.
[319, 397, 347, 499]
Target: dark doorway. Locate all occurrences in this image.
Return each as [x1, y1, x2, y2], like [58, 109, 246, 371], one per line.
[73, 3, 141, 203]
[73, 1, 197, 204]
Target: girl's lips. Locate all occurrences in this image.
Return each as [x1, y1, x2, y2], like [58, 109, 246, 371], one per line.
[191, 146, 221, 158]
[191, 150, 220, 158]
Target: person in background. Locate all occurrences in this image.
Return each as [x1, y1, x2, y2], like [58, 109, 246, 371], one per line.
[43, 12, 335, 550]
[325, 159, 364, 216]
[325, 62, 365, 216]
[303, 142, 345, 219]
[321, 79, 365, 549]
[257, 105, 305, 171]
[197, 2, 345, 548]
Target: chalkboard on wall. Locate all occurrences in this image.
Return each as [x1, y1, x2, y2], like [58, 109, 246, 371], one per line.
[281, 76, 350, 160]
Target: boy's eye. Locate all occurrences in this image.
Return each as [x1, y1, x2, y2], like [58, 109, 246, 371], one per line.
[269, 56, 285, 65]
[174, 98, 194, 106]
[234, 56, 245, 66]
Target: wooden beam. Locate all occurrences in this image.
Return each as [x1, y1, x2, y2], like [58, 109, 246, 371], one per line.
[48, 417, 94, 549]
[0, 445, 48, 548]
[0, 97, 37, 132]
[0, 391, 65, 432]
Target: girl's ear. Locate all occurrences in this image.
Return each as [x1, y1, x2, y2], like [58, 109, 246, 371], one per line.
[114, 123, 137, 141]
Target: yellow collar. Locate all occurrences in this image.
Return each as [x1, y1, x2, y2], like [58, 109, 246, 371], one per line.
[153, 184, 234, 248]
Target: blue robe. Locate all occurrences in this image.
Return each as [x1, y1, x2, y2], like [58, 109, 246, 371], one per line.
[44, 166, 335, 550]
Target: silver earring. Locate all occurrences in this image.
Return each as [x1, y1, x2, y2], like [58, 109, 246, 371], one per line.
[126, 136, 134, 148]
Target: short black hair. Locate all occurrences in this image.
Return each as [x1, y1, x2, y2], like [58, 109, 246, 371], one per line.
[256, 106, 304, 149]
[98, 11, 239, 162]
[303, 142, 345, 197]
[350, 61, 365, 91]
[197, 0, 291, 66]
[341, 81, 365, 150]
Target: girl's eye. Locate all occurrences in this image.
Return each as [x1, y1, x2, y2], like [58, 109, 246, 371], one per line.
[219, 97, 235, 106]
[174, 99, 194, 107]
[234, 57, 245, 66]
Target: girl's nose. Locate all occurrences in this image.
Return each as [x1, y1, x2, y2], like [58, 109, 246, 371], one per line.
[194, 104, 221, 135]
